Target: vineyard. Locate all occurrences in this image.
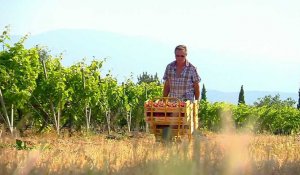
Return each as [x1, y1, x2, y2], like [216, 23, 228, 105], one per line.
[1, 28, 300, 174]
[0, 28, 164, 136]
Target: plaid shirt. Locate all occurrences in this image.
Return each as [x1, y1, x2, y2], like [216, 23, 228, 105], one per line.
[163, 60, 201, 101]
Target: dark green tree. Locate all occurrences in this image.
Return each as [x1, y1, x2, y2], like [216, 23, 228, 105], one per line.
[238, 85, 245, 105]
[201, 84, 207, 101]
[297, 88, 300, 109]
[137, 72, 160, 85]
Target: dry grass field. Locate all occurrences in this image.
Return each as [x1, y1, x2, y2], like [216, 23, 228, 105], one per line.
[1, 130, 300, 175]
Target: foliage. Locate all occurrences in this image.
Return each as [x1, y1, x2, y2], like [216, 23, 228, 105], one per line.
[137, 72, 160, 85]
[199, 95, 300, 134]
[15, 139, 33, 150]
[297, 88, 300, 110]
[199, 101, 233, 131]
[0, 35, 41, 110]
[256, 105, 300, 134]
[254, 94, 296, 107]
[200, 84, 207, 101]
[233, 104, 258, 131]
[0, 28, 41, 133]
[238, 85, 245, 105]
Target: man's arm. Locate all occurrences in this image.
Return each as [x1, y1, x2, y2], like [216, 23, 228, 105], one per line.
[163, 80, 170, 97]
[194, 82, 200, 100]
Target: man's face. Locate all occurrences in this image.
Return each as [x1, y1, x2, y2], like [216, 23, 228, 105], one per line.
[175, 49, 187, 64]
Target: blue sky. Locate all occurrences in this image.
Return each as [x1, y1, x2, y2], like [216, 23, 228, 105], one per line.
[1, 0, 300, 93]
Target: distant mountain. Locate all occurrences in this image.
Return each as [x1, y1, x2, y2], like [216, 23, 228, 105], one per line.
[207, 90, 298, 105]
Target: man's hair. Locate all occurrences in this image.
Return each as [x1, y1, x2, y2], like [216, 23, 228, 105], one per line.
[174, 45, 187, 53]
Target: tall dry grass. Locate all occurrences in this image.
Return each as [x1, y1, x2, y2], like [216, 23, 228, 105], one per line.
[1, 108, 300, 175]
[1, 131, 300, 175]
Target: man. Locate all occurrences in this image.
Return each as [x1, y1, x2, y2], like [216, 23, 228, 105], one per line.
[163, 45, 201, 101]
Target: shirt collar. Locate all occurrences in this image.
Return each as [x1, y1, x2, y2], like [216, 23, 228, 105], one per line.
[171, 60, 190, 67]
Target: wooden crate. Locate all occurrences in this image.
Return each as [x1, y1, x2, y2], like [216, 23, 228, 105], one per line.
[144, 98, 198, 140]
